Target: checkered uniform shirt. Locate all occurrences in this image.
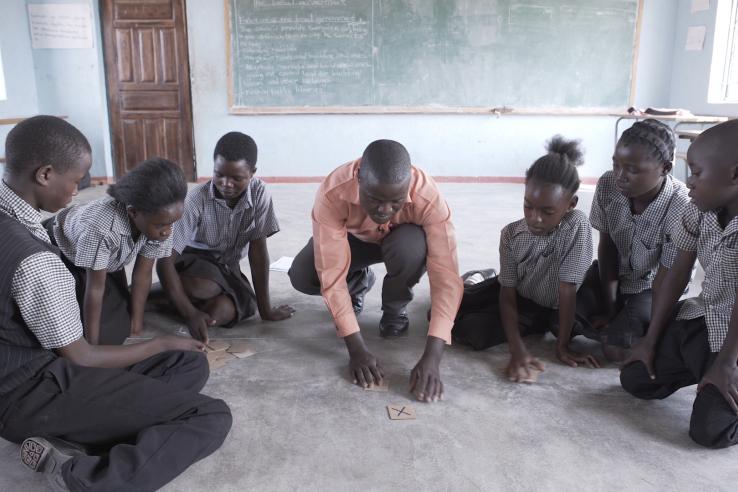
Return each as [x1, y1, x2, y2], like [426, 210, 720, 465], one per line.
[674, 202, 738, 352]
[590, 172, 690, 294]
[498, 208, 593, 309]
[0, 181, 83, 349]
[171, 178, 280, 266]
[52, 196, 173, 272]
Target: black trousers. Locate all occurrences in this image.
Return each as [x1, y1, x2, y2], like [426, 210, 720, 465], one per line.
[620, 314, 738, 448]
[0, 351, 232, 491]
[288, 224, 427, 315]
[576, 261, 652, 347]
[451, 277, 559, 350]
[175, 247, 257, 327]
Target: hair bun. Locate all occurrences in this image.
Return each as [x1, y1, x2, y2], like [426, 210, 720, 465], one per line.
[546, 135, 584, 167]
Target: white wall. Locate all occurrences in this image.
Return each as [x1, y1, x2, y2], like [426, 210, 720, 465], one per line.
[185, 0, 680, 180]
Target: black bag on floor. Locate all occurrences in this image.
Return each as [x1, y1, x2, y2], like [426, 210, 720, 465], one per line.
[452, 274, 505, 350]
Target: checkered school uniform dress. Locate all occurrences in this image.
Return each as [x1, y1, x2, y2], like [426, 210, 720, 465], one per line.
[498, 209, 593, 309]
[590, 171, 689, 294]
[171, 178, 280, 265]
[0, 181, 82, 348]
[51, 196, 173, 271]
[674, 202, 738, 352]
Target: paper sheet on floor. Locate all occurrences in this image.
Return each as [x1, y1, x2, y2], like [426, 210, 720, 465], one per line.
[269, 256, 294, 272]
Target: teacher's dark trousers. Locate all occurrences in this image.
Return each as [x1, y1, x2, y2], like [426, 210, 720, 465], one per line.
[288, 224, 427, 315]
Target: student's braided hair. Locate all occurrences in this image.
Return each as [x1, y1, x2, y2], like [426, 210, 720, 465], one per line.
[619, 119, 675, 165]
[525, 135, 584, 195]
[107, 158, 187, 214]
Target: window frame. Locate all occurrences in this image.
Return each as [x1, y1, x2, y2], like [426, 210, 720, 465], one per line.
[708, 0, 738, 103]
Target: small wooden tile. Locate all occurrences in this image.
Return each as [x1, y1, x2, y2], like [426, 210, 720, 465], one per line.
[206, 340, 230, 352]
[215, 351, 236, 363]
[226, 340, 256, 358]
[387, 404, 416, 420]
[207, 353, 227, 371]
[364, 377, 390, 392]
[207, 350, 236, 371]
[520, 368, 541, 384]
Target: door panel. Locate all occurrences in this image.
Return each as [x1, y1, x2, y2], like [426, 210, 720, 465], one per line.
[101, 0, 195, 180]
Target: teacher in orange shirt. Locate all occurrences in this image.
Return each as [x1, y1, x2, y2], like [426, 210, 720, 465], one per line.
[289, 139, 462, 403]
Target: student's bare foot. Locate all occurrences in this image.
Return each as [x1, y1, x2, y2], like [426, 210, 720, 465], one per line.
[261, 304, 296, 321]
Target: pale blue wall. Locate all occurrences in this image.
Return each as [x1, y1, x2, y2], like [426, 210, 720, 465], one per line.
[29, 0, 113, 177]
[0, 0, 39, 149]
[186, 0, 679, 180]
[2, 0, 695, 179]
[670, 0, 738, 116]
[633, 0, 678, 107]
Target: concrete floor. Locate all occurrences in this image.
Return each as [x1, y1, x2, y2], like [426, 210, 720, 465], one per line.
[1, 182, 734, 492]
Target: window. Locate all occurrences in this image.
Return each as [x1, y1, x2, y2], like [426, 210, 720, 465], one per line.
[709, 0, 738, 103]
[0, 47, 6, 101]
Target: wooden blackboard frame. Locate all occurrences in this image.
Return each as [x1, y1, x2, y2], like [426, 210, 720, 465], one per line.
[225, 0, 643, 115]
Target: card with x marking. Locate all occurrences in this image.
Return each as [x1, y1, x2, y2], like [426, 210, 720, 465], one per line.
[387, 404, 416, 420]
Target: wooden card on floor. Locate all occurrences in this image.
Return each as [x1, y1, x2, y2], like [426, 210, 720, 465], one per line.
[387, 405, 416, 420]
[215, 351, 236, 363]
[207, 350, 235, 371]
[364, 377, 390, 392]
[513, 367, 541, 384]
[207, 340, 230, 352]
[226, 340, 256, 358]
[207, 354, 227, 371]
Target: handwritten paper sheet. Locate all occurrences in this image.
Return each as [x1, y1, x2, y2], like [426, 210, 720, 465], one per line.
[691, 0, 710, 13]
[28, 4, 94, 49]
[685, 25, 707, 51]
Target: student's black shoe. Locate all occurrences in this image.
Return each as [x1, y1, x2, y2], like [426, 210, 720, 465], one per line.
[351, 267, 376, 316]
[20, 437, 87, 492]
[379, 312, 409, 338]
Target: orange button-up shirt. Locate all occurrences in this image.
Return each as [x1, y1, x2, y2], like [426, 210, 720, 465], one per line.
[312, 159, 463, 343]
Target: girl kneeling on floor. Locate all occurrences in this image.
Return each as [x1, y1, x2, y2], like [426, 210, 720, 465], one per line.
[452, 136, 599, 382]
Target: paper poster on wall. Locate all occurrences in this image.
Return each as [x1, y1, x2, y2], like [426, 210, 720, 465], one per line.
[691, 0, 710, 13]
[0, 48, 7, 101]
[27, 3, 94, 49]
[685, 25, 707, 51]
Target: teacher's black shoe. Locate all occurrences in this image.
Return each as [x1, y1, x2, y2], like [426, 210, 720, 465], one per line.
[379, 312, 409, 338]
[20, 437, 87, 492]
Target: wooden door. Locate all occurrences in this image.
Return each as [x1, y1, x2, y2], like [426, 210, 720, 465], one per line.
[101, 0, 196, 180]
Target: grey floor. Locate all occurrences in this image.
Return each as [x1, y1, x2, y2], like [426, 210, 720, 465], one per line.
[1, 182, 733, 492]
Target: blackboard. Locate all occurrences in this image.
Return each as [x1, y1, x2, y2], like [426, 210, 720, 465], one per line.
[226, 0, 641, 113]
